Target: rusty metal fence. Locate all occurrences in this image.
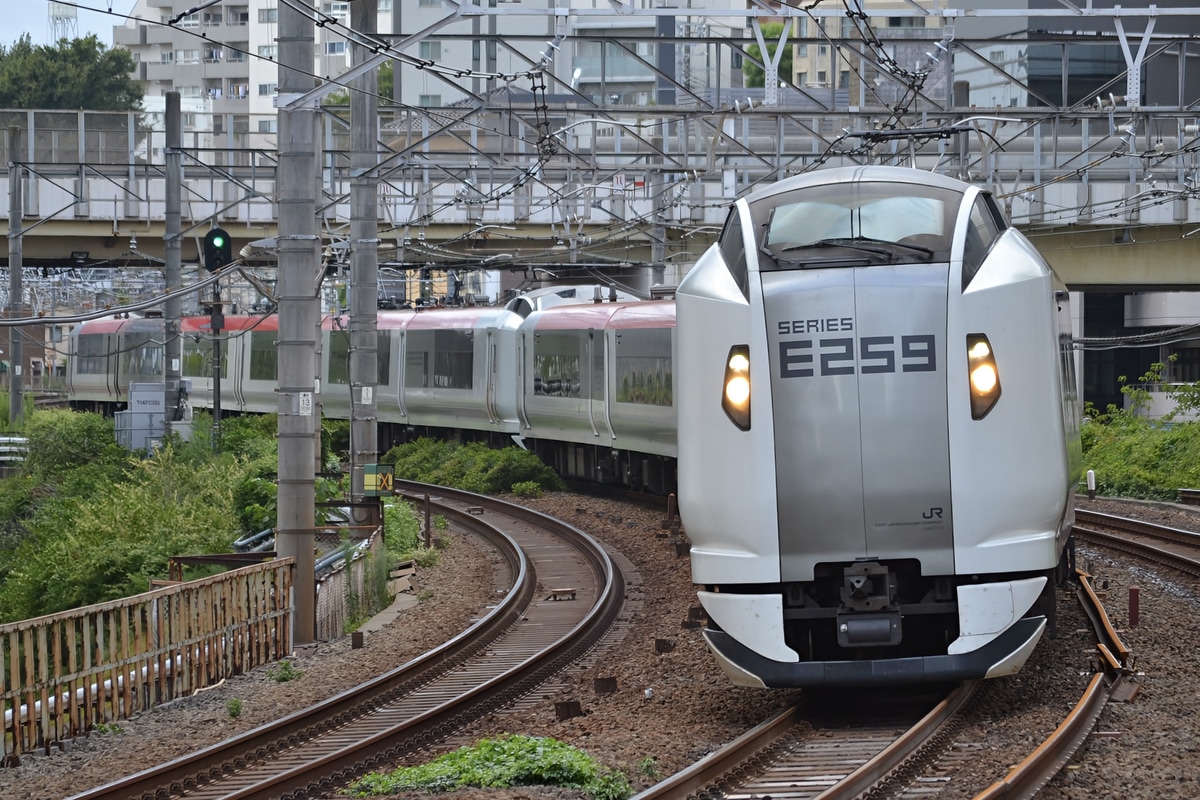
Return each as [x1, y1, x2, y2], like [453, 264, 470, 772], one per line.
[1, 558, 293, 762]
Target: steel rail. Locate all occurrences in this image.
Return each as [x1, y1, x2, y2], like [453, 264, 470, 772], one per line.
[972, 569, 1132, 800]
[69, 488, 624, 800]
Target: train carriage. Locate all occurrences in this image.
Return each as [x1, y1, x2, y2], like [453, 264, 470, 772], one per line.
[397, 307, 524, 436]
[518, 300, 676, 490]
[69, 316, 166, 411]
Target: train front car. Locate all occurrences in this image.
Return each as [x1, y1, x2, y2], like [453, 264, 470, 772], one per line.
[677, 165, 1081, 688]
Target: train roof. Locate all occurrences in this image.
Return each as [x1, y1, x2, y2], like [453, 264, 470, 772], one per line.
[399, 306, 523, 331]
[744, 165, 973, 205]
[75, 315, 181, 334]
[526, 300, 674, 331]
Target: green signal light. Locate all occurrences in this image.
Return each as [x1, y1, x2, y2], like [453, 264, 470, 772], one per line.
[212, 235, 225, 247]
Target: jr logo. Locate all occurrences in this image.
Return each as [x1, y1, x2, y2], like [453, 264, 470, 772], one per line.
[923, 507, 944, 520]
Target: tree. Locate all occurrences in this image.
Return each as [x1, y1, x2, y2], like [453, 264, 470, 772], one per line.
[322, 60, 395, 107]
[744, 23, 794, 90]
[0, 34, 142, 111]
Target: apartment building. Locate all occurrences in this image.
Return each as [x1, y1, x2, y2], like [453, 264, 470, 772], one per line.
[112, 0, 745, 121]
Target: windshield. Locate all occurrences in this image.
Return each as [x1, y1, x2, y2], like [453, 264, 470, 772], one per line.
[752, 181, 963, 268]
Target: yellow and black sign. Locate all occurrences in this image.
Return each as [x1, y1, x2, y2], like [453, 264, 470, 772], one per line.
[364, 464, 394, 496]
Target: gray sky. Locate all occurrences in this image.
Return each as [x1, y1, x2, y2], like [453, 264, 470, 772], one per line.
[4, 1, 138, 49]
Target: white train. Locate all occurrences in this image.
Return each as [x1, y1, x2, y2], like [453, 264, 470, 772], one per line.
[67, 286, 678, 494]
[677, 165, 1083, 687]
[66, 166, 1082, 688]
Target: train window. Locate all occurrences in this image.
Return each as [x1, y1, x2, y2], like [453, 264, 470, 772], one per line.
[753, 182, 959, 268]
[377, 332, 391, 386]
[74, 334, 109, 375]
[328, 331, 350, 385]
[615, 329, 672, 406]
[962, 194, 1006, 290]
[591, 332, 605, 401]
[532, 332, 582, 398]
[182, 334, 227, 379]
[121, 332, 163, 379]
[717, 209, 750, 298]
[249, 331, 278, 380]
[405, 330, 473, 390]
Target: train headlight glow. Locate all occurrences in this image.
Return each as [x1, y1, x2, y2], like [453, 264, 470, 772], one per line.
[722, 345, 752, 430]
[970, 364, 998, 394]
[966, 334, 1001, 419]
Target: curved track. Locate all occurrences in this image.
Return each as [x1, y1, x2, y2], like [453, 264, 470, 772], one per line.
[68, 484, 624, 800]
[1075, 508, 1200, 577]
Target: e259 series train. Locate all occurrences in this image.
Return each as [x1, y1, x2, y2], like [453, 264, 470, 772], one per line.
[66, 165, 1082, 688]
[67, 285, 679, 493]
[677, 165, 1082, 687]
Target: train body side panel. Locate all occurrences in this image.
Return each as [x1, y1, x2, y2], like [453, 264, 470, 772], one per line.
[948, 231, 1071, 575]
[678, 244, 782, 586]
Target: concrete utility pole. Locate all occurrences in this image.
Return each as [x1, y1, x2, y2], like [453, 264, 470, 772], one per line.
[8, 126, 23, 427]
[349, 0, 380, 522]
[277, 0, 320, 645]
[164, 92, 183, 437]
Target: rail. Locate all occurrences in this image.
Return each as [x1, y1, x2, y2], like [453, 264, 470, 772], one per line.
[1, 558, 293, 764]
[973, 569, 1132, 799]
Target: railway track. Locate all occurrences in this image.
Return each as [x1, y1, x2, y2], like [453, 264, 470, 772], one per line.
[1075, 508, 1200, 577]
[67, 484, 625, 800]
[635, 570, 1131, 800]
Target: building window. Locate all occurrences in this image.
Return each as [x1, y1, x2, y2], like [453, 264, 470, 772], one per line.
[839, 70, 849, 89]
[419, 0, 439, 6]
[159, 51, 174, 64]
[231, 10, 249, 25]
[885, 16, 923, 28]
[796, 71, 807, 86]
[419, 40, 441, 60]
[175, 49, 200, 65]
[202, 12, 222, 25]
[258, 119, 278, 133]
[378, 0, 392, 9]
[179, 86, 202, 98]
[817, 70, 827, 85]
[418, 94, 441, 107]
[228, 49, 246, 63]
[324, 41, 346, 55]
[230, 82, 249, 98]
[322, 1, 349, 15]
[258, 83, 278, 96]
[179, 13, 199, 28]
[258, 8, 277, 23]
[204, 47, 223, 62]
[258, 44, 277, 59]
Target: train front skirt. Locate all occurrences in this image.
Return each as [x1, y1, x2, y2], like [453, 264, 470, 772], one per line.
[696, 577, 1050, 688]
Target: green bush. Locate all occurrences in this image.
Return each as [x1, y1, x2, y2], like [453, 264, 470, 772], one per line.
[21, 410, 128, 482]
[1081, 405, 1200, 500]
[511, 480, 542, 498]
[381, 439, 564, 494]
[0, 444, 244, 622]
[267, 659, 303, 682]
[216, 413, 279, 461]
[346, 734, 631, 800]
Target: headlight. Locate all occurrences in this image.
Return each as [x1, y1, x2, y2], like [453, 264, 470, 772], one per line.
[722, 345, 751, 430]
[966, 334, 1001, 419]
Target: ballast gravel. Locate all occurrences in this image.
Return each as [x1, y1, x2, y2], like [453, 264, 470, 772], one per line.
[0, 493, 1195, 800]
